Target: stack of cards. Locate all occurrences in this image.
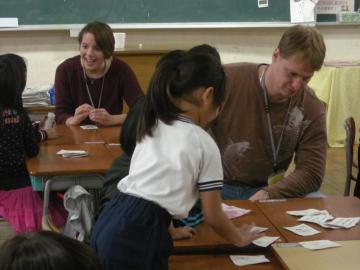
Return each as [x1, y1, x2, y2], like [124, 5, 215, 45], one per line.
[80, 125, 98, 130]
[56, 150, 89, 158]
[287, 208, 360, 229]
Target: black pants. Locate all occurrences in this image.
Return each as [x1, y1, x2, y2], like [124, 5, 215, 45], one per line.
[91, 192, 172, 270]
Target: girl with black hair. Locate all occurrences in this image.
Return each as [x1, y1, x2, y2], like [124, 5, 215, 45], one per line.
[0, 230, 103, 270]
[0, 54, 66, 233]
[91, 46, 260, 270]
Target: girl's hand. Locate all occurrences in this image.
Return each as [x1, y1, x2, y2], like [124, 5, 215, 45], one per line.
[170, 226, 196, 240]
[45, 128, 58, 139]
[235, 223, 264, 247]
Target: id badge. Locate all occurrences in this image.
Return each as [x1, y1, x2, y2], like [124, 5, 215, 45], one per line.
[267, 170, 285, 186]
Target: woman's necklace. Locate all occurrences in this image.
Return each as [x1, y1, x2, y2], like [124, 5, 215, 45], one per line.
[82, 61, 106, 109]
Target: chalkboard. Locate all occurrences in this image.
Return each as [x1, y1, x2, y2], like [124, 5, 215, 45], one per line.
[0, 0, 289, 25]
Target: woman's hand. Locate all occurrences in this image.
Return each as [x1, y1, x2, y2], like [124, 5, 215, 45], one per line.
[89, 109, 126, 126]
[66, 104, 93, 125]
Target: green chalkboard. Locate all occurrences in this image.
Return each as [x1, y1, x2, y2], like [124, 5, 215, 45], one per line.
[0, 0, 290, 25]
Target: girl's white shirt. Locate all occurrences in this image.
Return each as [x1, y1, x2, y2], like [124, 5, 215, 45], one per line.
[118, 119, 223, 219]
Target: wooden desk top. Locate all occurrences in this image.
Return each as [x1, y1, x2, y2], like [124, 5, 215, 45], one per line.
[105, 145, 123, 158]
[169, 253, 283, 270]
[256, 197, 360, 242]
[27, 144, 114, 176]
[42, 125, 105, 146]
[97, 126, 121, 145]
[272, 240, 360, 270]
[173, 200, 284, 254]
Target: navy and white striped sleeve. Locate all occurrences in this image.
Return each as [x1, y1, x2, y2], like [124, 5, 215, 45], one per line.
[198, 180, 223, 191]
[197, 129, 224, 192]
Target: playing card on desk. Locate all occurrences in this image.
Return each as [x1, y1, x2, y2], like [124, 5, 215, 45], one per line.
[56, 150, 89, 158]
[299, 240, 341, 250]
[284, 223, 321, 236]
[80, 125, 98, 130]
[221, 203, 251, 219]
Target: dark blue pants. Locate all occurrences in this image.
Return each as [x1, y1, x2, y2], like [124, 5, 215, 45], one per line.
[91, 192, 172, 270]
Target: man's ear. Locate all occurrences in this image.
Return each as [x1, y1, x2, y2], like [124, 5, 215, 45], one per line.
[272, 48, 280, 63]
[200, 86, 214, 106]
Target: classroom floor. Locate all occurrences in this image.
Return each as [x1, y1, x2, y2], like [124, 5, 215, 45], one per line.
[0, 147, 355, 246]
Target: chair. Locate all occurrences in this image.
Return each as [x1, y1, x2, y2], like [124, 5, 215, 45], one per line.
[343, 117, 358, 196]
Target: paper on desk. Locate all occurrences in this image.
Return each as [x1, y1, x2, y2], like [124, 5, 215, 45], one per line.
[253, 236, 280, 247]
[229, 255, 270, 267]
[290, 0, 318, 23]
[56, 150, 89, 158]
[221, 203, 251, 219]
[80, 125, 98, 130]
[299, 240, 341, 250]
[325, 217, 360, 229]
[284, 223, 321, 236]
[298, 213, 334, 225]
[251, 226, 269, 233]
[287, 209, 328, 216]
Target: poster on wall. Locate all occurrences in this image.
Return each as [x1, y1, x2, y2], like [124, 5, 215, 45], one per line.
[316, 0, 355, 14]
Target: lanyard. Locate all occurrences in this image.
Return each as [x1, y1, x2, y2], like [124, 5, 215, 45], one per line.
[259, 66, 292, 173]
[83, 68, 105, 109]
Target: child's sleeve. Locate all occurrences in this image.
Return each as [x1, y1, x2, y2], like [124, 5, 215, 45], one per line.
[197, 134, 223, 192]
[24, 113, 39, 157]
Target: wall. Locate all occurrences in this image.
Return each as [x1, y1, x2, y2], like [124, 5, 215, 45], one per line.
[0, 25, 359, 86]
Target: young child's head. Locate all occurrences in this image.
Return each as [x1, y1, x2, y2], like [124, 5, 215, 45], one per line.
[0, 54, 27, 109]
[0, 231, 103, 270]
[138, 45, 225, 139]
[188, 44, 221, 64]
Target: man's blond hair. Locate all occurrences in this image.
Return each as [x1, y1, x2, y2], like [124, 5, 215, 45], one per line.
[278, 25, 326, 71]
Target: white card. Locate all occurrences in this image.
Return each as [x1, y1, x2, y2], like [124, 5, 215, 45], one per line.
[325, 217, 360, 229]
[229, 255, 270, 267]
[56, 149, 88, 158]
[80, 125, 98, 130]
[299, 240, 341, 250]
[298, 213, 334, 225]
[252, 236, 280, 247]
[284, 223, 321, 236]
[250, 226, 269, 233]
[221, 203, 251, 219]
[287, 209, 328, 216]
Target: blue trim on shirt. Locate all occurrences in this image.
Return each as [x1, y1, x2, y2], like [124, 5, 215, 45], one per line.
[198, 180, 223, 191]
[175, 115, 194, 124]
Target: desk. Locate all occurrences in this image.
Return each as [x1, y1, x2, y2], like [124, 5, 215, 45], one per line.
[173, 200, 284, 254]
[273, 240, 360, 270]
[97, 126, 121, 145]
[27, 125, 120, 222]
[27, 144, 114, 176]
[42, 125, 105, 146]
[256, 197, 360, 242]
[169, 253, 283, 270]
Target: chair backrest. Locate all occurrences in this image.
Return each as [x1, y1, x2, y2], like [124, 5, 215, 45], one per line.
[343, 117, 357, 196]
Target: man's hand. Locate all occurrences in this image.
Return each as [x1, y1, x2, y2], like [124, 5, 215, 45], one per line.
[249, 190, 269, 202]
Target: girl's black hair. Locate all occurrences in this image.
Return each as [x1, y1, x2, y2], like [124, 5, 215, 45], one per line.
[137, 45, 225, 140]
[0, 54, 27, 109]
[188, 44, 221, 64]
[0, 231, 103, 270]
[120, 96, 145, 156]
